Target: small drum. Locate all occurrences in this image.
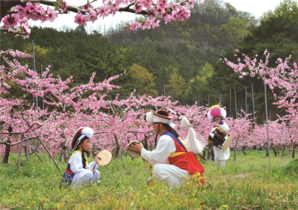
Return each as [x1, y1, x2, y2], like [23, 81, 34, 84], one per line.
[127, 141, 143, 158]
[95, 150, 112, 167]
[222, 135, 232, 151]
[208, 127, 232, 151]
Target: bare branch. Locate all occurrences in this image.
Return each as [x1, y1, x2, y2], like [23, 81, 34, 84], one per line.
[0, 136, 39, 146]
[118, 7, 149, 15]
[0, 132, 23, 135]
[94, 132, 108, 135]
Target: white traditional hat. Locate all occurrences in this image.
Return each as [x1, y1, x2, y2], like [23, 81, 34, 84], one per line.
[71, 127, 94, 150]
[146, 109, 176, 128]
[207, 105, 227, 122]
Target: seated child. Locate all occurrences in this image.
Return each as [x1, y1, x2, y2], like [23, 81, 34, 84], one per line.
[60, 127, 100, 187]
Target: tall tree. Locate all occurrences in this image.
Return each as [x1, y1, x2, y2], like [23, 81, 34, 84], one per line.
[130, 63, 156, 96]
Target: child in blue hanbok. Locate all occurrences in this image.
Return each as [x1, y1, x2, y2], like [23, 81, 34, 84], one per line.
[60, 127, 100, 187]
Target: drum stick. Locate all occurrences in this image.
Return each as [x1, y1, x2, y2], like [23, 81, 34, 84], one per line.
[93, 157, 101, 169]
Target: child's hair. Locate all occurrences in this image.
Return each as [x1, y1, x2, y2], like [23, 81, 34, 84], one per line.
[72, 138, 89, 168]
[74, 136, 89, 150]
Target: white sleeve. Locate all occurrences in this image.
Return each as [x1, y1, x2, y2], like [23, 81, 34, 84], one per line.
[182, 128, 205, 154]
[219, 122, 230, 133]
[69, 152, 90, 174]
[86, 161, 99, 170]
[141, 135, 176, 165]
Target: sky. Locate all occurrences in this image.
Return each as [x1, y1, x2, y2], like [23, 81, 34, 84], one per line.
[29, 0, 297, 33]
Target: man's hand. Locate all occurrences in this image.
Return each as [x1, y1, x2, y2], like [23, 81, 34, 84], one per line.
[214, 122, 220, 127]
[129, 143, 144, 153]
[90, 169, 95, 174]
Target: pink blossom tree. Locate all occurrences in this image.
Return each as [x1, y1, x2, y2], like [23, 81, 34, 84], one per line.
[1, 0, 204, 38]
[1, 49, 183, 168]
[225, 49, 298, 158]
[0, 49, 121, 168]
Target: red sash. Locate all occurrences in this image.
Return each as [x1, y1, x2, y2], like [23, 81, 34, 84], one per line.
[165, 132, 205, 184]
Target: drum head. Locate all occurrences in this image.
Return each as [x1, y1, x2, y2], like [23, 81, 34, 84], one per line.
[95, 150, 112, 167]
[222, 135, 232, 151]
[127, 141, 143, 158]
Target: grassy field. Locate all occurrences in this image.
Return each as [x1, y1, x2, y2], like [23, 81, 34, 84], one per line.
[1, 151, 298, 209]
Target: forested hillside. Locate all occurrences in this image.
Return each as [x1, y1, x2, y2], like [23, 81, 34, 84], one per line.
[108, 0, 257, 51]
[1, 0, 297, 123]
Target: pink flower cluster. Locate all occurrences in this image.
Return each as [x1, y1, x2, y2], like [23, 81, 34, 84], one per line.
[224, 49, 298, 149]
[1, 0, 204, 38]
[125, 0, 195, 31]
[1, 2, 67, 38]
[225, 49, 298, 111]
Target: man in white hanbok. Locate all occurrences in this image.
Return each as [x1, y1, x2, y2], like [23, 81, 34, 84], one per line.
[130, 109, 205, 187]
[61, 127, 100, 187]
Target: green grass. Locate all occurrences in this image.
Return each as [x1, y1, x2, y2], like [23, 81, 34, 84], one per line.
[1, 151, 298, 209]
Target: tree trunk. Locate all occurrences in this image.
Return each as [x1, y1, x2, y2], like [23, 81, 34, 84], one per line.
[234, 143, 238, 161]
[292, 142, 295, 159]
[272, 147, 277, 157]
[241, 147, 247, 155]
[17, 135, 24, 171]
[3, 139, 11, 163]
[124, 149, 127, 157]
[203, 149, 207, 159]
[207, 147, 211, 160]
[24, 145, 30, 161]
[59, 150, 63, 162]
[114, 135, 122, 160]
[145, 139, 150, 150]
[281, 146, 285, 158]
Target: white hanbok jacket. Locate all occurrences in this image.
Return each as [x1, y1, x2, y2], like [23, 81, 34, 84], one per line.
[61, 150, 100, 187]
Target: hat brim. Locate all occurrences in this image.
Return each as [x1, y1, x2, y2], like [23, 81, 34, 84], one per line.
[71, 127, 84, 149]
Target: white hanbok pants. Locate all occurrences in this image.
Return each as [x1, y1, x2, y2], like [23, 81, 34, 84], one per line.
[213, 146, 230, 168]
[72, 170, 100, 187]
[153, 164, 191, 187]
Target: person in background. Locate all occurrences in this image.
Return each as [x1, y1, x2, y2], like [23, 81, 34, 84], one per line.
[208, 105, 230, 169]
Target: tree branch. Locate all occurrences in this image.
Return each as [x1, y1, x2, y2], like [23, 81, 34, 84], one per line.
[0, 26, 28, 36]
[0, 136, 39, 146]
[2, 0, 149, 21]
